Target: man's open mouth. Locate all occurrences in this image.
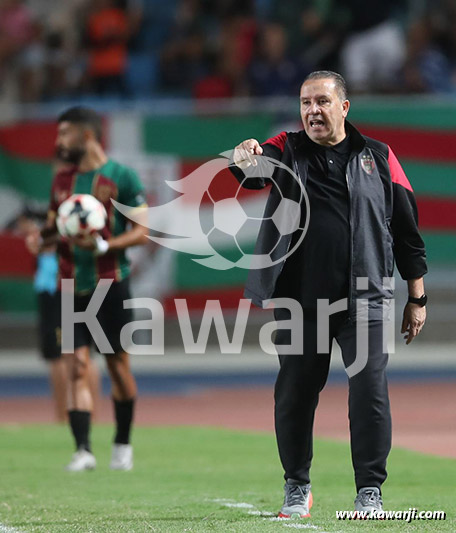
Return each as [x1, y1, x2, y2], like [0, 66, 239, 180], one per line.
[310, 119, 325, 128]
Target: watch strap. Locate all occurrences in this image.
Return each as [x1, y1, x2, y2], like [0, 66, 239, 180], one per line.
[407, 294, 427, 306]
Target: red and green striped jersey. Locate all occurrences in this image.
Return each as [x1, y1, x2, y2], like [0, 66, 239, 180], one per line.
[49, 159, 146, 293]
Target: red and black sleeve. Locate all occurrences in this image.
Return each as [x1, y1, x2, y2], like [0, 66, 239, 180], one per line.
[388, 146, 428, 280]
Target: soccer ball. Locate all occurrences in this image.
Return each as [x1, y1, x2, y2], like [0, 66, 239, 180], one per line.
[201, 160, 305, 269]
[56, 194, 107, 237]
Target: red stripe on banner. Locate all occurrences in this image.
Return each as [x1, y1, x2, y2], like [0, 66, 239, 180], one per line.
[181, 160, 267, 204]
[358, 125, 456, 162]
[0, 233, 35, 276]
[0, 122, 57, 160]
[416, 197, 456, 231]
[0, 118, 108, 160]
[163, 287, 247, 314]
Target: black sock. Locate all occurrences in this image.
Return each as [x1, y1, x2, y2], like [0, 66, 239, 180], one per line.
[68, 410, 91, 452]
[113, 398, 135, 445]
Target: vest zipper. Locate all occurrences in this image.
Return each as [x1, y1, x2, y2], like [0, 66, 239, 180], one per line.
[346, 171, 354, 320]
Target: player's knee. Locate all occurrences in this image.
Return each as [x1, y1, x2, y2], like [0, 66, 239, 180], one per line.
[105, 352, 127, 373]
[65, 354, 88, 381]
[72, 359, 88, 381]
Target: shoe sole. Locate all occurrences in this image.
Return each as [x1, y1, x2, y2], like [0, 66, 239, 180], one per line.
[278, 511, 311, 518]
[65, 464, 96, 472]
[110, 464, 133, 471]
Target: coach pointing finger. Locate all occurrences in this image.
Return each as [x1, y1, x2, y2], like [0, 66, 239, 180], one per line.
[229, 70, 427, 518]
[234, 139, 264, 168]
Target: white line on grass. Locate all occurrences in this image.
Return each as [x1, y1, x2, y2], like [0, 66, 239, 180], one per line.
[279, 522, 344, 533]
[222, 503, 255, 509]
[210, 499, 254, 508]
[211, 499, 341, 533]
[0, 524, 22, 533]
[247, 510, 276, 516]
[281, 525, 319, 530]
[210, 499, 274, 517]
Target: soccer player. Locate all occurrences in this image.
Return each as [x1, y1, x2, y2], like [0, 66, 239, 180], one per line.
[14, 205, 101, 424]
[31, 106, 148, 471]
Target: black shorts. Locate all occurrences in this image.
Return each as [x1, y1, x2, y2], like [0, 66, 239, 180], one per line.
[37, 291, 61, 360]
[62, 278, 133, 355]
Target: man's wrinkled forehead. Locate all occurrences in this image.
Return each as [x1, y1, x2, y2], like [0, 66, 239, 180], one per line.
[300, 78, 338, 99]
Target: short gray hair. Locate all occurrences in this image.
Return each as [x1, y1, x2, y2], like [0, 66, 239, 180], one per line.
[303, 70, 348, 101]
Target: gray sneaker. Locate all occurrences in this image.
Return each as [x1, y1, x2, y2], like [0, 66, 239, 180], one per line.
[278, 481, 313, 518]
[354, 487, 383, 515]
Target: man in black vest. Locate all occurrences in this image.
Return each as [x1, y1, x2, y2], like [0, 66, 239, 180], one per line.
[231, 71, 427, 517]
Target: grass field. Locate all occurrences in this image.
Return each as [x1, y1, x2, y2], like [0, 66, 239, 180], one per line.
[0, 425, 454, 532]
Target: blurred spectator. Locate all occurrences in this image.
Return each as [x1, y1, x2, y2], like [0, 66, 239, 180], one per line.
[403, 18, 451, 93]
[218, 10, 257, 95]
[403, 1, 456, 94]
[161, 0, 257, 96]
[117, 0, 144, 50]
[159, 0, 208, 93]
[40, 30, 73, 100]
[3, 0, 456, 102]
[247, 23, 308, 97]
[24, 0, 90, 99]
[338, 0, 407, 93]
[84, 0, 129, 96]
[193, 51, 233, 99]
[0, 0, 44, 101]
[0, 0, 34, 71]
[160, 28, 206, 92]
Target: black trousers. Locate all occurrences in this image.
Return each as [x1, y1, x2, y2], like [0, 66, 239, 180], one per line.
[274, 308, 391, 491]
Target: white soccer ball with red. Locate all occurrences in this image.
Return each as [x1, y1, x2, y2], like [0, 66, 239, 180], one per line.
[56, 194, 107, 237]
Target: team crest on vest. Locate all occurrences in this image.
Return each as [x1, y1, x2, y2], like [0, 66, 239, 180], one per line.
[361, 154, 375, 175]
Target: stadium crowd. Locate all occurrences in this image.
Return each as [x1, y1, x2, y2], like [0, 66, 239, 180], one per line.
[1, 0, 456, 103]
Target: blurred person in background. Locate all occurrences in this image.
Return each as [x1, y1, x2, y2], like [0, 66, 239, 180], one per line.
[41, 29, 73, 100]
[28, 106, 148, 472]
[161, 0, 257, 97]
[217, 3, 257, 96]
[192, 50, 234, 99]
[160, 0, 223, 94]
[338, 0, 407, 93]
[247, 22, 308, 97]
[117, 0, 144, 51]
[84, 0, 130, 96]
[403, 1, 456, 94]
[24, 0, 90, 100]
[8, 205, 101, 423]
[160, 27, 207, 93]
[0, 0, 44, 102]
[270, 0, 340, 73]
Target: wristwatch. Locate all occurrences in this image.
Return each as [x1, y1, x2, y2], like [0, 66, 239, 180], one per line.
[407, 294, 427, 306]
